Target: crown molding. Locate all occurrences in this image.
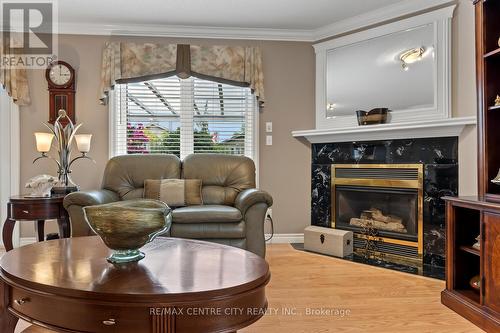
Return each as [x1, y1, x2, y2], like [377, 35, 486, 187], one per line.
[313, 0, 456, 41]
[56, 22, 317, 42]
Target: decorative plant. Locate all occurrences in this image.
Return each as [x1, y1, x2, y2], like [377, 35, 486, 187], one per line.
[127, 123, 150, 154]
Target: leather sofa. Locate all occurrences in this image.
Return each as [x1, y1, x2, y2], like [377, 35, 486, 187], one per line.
[63, 154, 273, 257]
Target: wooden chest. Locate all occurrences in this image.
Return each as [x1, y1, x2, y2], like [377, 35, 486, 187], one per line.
[304, 226, 353, 258]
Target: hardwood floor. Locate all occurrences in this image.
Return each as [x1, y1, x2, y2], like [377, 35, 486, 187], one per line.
[12, 244, 483, 333]
[241, 244, 483, 333]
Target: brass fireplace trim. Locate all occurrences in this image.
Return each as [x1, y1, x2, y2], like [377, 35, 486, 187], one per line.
[353, 248, 423, 268]
[331, 163, 424, 255]
[354, 233, 418, 248]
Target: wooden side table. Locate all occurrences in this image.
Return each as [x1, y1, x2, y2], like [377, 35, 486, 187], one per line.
[2, 195, 70, 251]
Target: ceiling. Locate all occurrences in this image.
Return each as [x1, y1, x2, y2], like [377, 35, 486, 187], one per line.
[53, 0, 450, 41]
[58, 0, 404, 30]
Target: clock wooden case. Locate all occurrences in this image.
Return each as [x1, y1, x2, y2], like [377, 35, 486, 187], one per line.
[45, 61, 76, 125]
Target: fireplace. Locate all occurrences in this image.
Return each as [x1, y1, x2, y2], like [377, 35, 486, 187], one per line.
[311, 137, 459, 278]
[331, 164, 423, 264]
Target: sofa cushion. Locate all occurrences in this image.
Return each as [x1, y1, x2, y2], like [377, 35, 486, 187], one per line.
[102, 155, 181, 200]
[173, 205, 242, 224]
[170, 221, 245, 238]
[182, 154, 255, 206]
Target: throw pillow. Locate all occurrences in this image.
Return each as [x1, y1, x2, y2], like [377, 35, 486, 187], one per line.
[144, 179, 203, 207]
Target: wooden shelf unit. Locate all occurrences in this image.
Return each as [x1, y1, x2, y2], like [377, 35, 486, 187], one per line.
[441, 3, 500, 330]
[483, 47, 500, 59]
[459, 245, 480, 256]
[442, 197, 500, 332]
[476, 0, 500, 203]
[455, 289, 481, 306]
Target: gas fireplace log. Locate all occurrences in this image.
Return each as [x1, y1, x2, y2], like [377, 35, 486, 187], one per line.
[350, 218, 408, 233]
[360, 208, 403, 225]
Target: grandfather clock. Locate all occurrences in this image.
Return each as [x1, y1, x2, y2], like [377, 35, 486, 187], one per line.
[45, 61, 76, 125]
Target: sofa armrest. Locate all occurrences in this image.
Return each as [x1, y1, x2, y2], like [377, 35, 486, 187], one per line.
[235, 189, 272, 258]
[63, 190, 120, 238]
[235, 189, 273, 216]
[63, 189, 120, 209]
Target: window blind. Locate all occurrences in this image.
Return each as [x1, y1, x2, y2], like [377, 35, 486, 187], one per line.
[111, 76, 256, 159]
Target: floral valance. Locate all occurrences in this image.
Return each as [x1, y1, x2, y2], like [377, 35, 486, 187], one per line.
[0, 39, 31, 106]
[100, 42, 265, 105]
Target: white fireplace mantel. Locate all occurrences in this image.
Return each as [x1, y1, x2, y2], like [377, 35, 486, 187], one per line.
[292, 117, 476, 144]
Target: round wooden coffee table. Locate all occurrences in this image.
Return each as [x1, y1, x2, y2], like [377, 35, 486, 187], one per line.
[0, 236, 270, 333]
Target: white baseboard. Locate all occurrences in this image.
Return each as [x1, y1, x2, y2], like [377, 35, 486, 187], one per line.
[265, 233, 304, 244]
[19, 237, 37, 247]
[17, 234, 304, 248]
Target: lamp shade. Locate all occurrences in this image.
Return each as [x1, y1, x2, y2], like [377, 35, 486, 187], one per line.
[75, 134, 92, 153]
[34, 132, 54, 153]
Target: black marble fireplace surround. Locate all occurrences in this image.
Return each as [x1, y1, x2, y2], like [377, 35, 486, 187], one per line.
[311, 137, 458, 279]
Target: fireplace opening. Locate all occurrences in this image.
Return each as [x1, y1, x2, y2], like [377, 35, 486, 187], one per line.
[331, 164, 424, 263]
[335, 186, 418, 242]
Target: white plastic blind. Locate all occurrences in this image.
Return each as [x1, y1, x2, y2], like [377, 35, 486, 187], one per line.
[112, 76, 256, 160]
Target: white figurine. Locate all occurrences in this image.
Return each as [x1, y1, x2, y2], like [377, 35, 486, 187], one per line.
[25, 175, 58, 197]
[472, 235, 480, 251]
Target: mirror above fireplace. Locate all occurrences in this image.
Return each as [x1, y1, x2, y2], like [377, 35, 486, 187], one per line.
[326, 23, 435, 118]
[313, 6, 455, 130]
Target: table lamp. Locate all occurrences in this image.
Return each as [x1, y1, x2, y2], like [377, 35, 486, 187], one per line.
[33, 109, 95, 195]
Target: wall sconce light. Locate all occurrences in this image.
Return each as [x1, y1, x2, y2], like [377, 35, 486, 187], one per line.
[400, 47, 425, 71]
[327, 103, 336, 111]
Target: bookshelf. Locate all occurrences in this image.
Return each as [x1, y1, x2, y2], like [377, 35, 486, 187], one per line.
[440, 2, 500, 332]
[476, 0, 500, 202]
[441, 197, 500, 332]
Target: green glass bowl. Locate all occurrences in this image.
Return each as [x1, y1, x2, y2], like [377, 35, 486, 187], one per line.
[83, 199, 172, 263]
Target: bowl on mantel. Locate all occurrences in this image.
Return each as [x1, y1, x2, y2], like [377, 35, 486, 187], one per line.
[356, 108, 390, 126]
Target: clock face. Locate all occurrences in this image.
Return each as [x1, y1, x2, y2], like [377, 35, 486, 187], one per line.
[49, 63, 72, 86]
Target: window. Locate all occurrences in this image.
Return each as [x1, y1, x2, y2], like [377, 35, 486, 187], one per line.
[110, 76, 257, 160]
[0, 87, 20, 247]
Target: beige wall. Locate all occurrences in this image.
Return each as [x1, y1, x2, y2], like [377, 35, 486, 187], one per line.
[19, 36, 315, 237]
[452, 0, 478, 196]
[19, 0, 477, 238]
